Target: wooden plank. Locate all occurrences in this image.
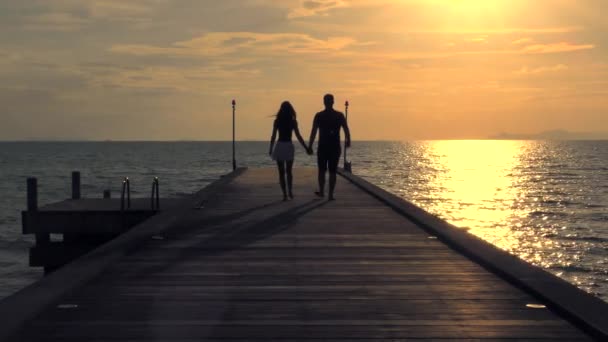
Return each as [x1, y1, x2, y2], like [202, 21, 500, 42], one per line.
[18, 324, 589, 340]
[22, 210, 156, 234]
[38, 198, 182, 211]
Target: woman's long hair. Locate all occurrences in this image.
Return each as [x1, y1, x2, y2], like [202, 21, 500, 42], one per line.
[276, 101, 296, 129]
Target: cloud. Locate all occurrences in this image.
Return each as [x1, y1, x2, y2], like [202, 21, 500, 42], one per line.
[288, 0, 350, 18]
[20, 0, 161, 31]
[521, 42, 595, 54]
[88, 65, 262, 93]
[443, 27, 584, 35]
[512, 38, 534, 45]
[89, 0, 154, 17]
[87, 0, 158, 25]
[295, 17, 585, 35]
[110, 32, 358, 57]
[467, 36, 488, 43]
[338, 40, 596, 63]
[25, 12, 90, 31]
[516, 64, 569, 75]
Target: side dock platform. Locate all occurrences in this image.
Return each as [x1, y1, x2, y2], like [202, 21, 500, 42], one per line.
[1, 167, 607, 341]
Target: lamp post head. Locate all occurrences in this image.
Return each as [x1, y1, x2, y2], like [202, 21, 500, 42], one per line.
[232, 99, 236, 107]
[345, 100, 349, 108]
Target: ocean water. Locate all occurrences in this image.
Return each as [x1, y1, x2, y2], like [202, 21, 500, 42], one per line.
[0, 141, 607, 302]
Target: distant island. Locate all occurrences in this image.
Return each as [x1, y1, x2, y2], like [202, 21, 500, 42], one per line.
[490, 130, 608, 140]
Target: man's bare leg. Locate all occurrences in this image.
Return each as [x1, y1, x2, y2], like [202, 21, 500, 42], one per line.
[316, 167, 326, 197]
[328, 172, 337, 201]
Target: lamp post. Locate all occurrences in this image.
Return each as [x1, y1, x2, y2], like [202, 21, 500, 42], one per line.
[343, 100, 352, 172]
[232, 99, 236, 171]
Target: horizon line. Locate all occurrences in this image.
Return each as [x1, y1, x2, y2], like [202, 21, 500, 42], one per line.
[2, 138, 608, 143]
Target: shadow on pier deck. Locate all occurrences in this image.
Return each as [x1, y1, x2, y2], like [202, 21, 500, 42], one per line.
[1, 167, 607, 341]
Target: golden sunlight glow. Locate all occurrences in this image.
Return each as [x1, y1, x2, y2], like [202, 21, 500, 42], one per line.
[417, 0, 522, 24]
[425, 0, 510, 13]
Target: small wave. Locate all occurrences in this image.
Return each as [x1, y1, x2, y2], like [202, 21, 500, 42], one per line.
[172, 192, 192, 198]
[198, 178, 220, 183]
[590, 216, 608, 222]
[551, 265, 593, 274]
[541, 200, 581, 206]
[545, 172, 580, 177]
[0, 239, 32, 250]
[2, 216, 18, 225]
[559, 235, 608, 243]
[577, 167, 608, 171]
[587, 247, 608, 256]
[528, 211, 569, 218]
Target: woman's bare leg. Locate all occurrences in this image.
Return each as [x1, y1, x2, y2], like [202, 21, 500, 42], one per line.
[277, 161, 287, 200]
[286, 160, 294, 198]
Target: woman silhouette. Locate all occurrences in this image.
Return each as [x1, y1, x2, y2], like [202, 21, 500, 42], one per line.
[269, 101, 311, 200]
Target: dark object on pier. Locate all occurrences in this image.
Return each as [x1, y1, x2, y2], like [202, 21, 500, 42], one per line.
[22, 172, 174, 273]
[71, 171, 80, 200]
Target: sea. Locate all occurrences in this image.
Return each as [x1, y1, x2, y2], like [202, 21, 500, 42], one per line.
[0, 141, 607, 302]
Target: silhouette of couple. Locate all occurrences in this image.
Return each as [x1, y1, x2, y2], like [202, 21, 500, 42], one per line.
[269, 94, 351, 201]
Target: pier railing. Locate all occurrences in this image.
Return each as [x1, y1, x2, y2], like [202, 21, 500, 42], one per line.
[151, 177, 160, 210]
[120, 177, 131, 210]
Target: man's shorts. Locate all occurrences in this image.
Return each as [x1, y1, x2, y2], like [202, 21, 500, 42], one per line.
[317, 145, 342, 173]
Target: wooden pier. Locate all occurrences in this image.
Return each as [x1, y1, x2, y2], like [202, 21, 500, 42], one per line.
[1, 167, 607, 341]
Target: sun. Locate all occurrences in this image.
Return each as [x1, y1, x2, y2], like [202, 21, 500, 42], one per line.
[413, 0, 516, 25]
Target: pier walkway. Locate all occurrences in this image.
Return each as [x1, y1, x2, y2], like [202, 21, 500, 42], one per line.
[2, 168, 604, 340]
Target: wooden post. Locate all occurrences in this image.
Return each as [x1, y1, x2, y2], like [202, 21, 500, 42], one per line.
[343, 101, 352, 173]
[27, 178, 38, 211]
[27, 178, 50, 246]
[72, 171, 81, 200]
[232, 99, 237, 171]
[150, 178, 160, 210]
[103, 190, 111, 199]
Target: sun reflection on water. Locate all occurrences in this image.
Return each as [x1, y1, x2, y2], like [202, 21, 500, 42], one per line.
[375, 139, 608, 298]
[419, 140, 526, 251]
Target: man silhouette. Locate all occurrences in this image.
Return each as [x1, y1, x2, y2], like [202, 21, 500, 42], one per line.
[308, 94, 351, 201]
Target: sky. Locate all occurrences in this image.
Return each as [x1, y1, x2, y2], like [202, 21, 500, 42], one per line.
[0, 0, 606, 140]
